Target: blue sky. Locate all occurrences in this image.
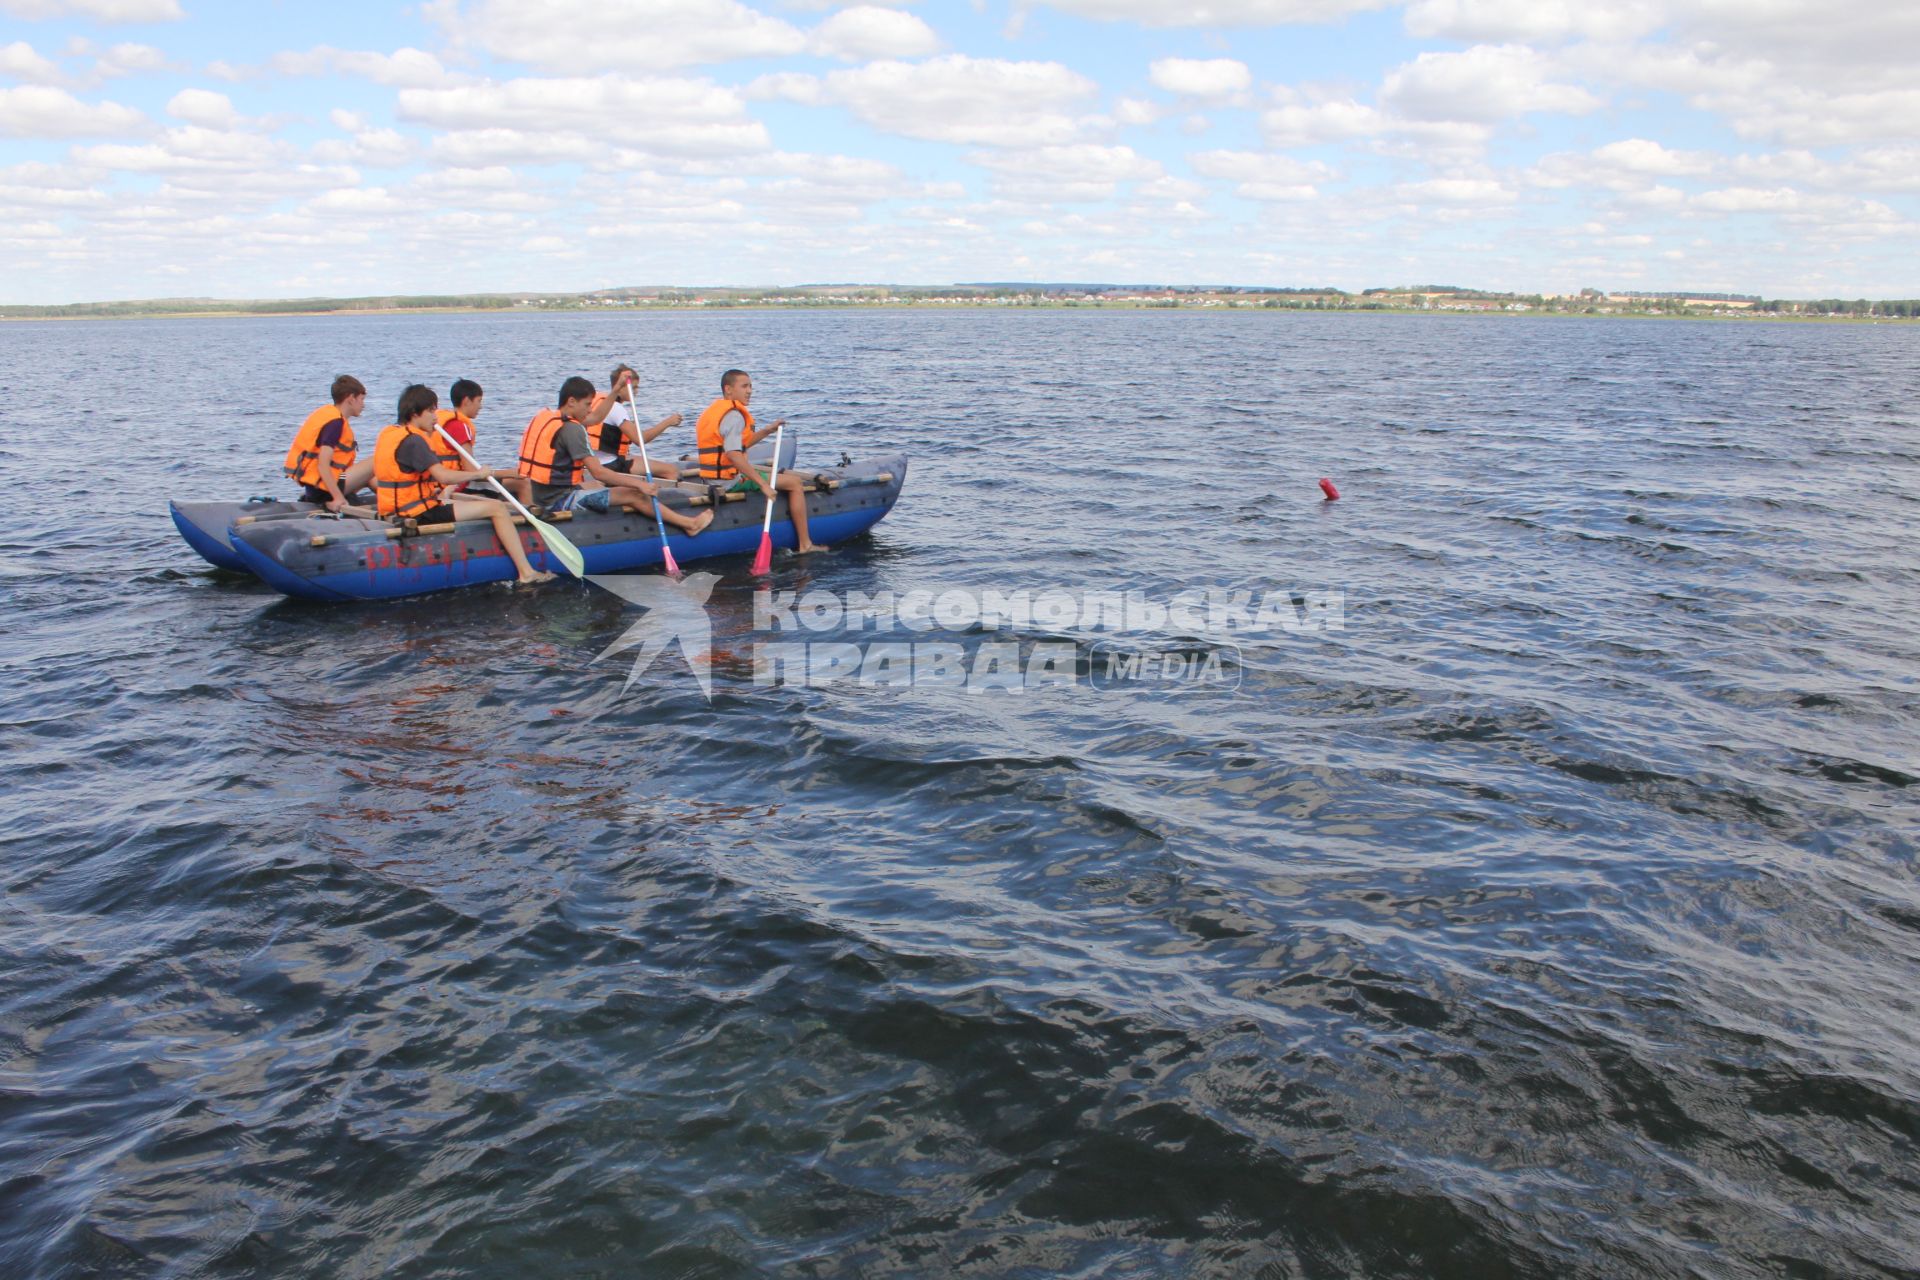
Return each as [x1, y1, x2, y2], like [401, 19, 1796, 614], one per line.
[2, 0, 1917, 303]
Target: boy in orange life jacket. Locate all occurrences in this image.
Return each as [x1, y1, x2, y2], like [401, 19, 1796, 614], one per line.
[433, 378, 532, 504]
[518, 376, 714, 535]
[375, 383, 554, 586]
[591, 364, 683, 482]
[284, 373, 376, 511]
[695, 369, 822, 554]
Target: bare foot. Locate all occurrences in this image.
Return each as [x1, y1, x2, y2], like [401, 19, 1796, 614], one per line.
[794, 541, 827, 554]
[518, 569, 557, 585]
[681, 510, 714, 536]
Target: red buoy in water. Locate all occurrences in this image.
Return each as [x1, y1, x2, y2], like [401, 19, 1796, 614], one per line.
[1318, 477, 1340, 500]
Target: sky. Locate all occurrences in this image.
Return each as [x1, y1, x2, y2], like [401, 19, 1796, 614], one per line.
[2, 0, 1918, 304]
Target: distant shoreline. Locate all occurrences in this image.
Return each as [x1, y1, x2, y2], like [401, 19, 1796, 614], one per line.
[2, 303, 1908, 325]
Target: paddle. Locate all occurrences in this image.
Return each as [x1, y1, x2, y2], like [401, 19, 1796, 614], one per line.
[625, 384, 680, 577]
[750, 415, 785, 576]
[431, 422, 586, 579]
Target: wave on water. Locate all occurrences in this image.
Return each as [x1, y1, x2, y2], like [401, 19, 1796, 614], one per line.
[2, 311, 1918, 1277]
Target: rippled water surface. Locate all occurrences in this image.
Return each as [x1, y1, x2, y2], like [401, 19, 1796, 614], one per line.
[4, 310, 1919, 1278]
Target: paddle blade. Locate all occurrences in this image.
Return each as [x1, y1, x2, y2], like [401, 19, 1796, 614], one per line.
[661, 544, 681, 577]
[532, 517, 586, 579]
[750, 532, 772, 576]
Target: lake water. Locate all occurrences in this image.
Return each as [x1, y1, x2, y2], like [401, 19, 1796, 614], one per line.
[2, 309, 1918, 1277]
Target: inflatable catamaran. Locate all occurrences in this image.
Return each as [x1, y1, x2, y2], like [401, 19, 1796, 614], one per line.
[170, 441, 907, 601]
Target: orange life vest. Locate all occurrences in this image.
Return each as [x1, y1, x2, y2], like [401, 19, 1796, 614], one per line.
[589, 393, 630, 458]
[517, 408, 584, 489]
[694, 397, 753, 480]
[433, 409, 474, 455]
[373, 423, 441, 520]
[283, 405, 357, 488]
[430, 409, 473, 470]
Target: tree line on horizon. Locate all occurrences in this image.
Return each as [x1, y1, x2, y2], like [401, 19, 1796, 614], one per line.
[4, 288, 1917, 319]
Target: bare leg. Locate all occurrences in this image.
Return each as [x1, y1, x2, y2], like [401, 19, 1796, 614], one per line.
[618, 495, 713, 535]
[486, 473, 533, 506]
[776, 471, 820, 552]
[642, 459, 681, 482]
[452, 496, 554, 584]
[339, 457, 377, 495]
[332, 458, 379, 514]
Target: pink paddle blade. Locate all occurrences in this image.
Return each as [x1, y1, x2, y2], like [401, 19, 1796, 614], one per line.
[661, 545, 681, 577]
[750, 533, 772, 576]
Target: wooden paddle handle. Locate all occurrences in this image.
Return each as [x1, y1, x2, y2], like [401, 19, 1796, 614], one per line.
[306, 509, 572, 546]
[687, 473, 887, 506]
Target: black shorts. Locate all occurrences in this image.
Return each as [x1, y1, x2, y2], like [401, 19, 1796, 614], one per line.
[392, 504, 458, 527]
[606, 455, 637, 474]
[300, 485, 334, 506]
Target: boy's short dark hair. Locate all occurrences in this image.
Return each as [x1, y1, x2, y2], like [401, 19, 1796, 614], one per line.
[449, 378, 482, 408]
[331, 374, 366, 404]
[398, 383, 438, 423]
[721, 369, 747, 392]
[558, 375, 594, 407]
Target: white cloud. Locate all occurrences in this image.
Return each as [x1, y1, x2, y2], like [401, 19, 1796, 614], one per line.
[166, 87, 237, 128]
[1189, 148, 1331, 200]
[1683, 186, 1915, 242]
[1619, 184, 1685, 209]
[758, 54, 1098, 147]
[1590, 138, 1713, 177]
[970, 142, 1162, 201]
[309, 187, 405, 216]
[1530, 4, 1920, 147]
[1730, 145, 1920, 194]
[1647, 2, 1918, 87]
[1403, 0, 1664, 43]
[1260, 97, 1383, 146]
[8, 0, 1920, 301]
[94, 41, 167, 77]
[811, 6, 940, 60]
[1394, 176, 1517, 205]
[1148, 57, 1250, 101]
[270, 46, 457, 87]
[441, 0, 806, 73]
[153, 163, 358, 205]
[0, 85, 144, 136]
[0, 160, 107, 211]
[426, 128, 598, 167]
[1528, 138, 1717, 194]
[747, 151, 904, 188]
[1136, 174, 1207, 202]
[312, 122, 414, 169]
[402, 76, 771, 157]
[75, 125, 295, 174]
[0, 0, 182, 20]
[1030, 0, 1388, 27]
[414, 165, 549, 211]
[1381, 45, 1602, 123]
[1693, 186, 1872, 217]
[1700, 85, 1920, 147]
[1692, 187, 1793, 214]
[0, 41, 64, 84]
